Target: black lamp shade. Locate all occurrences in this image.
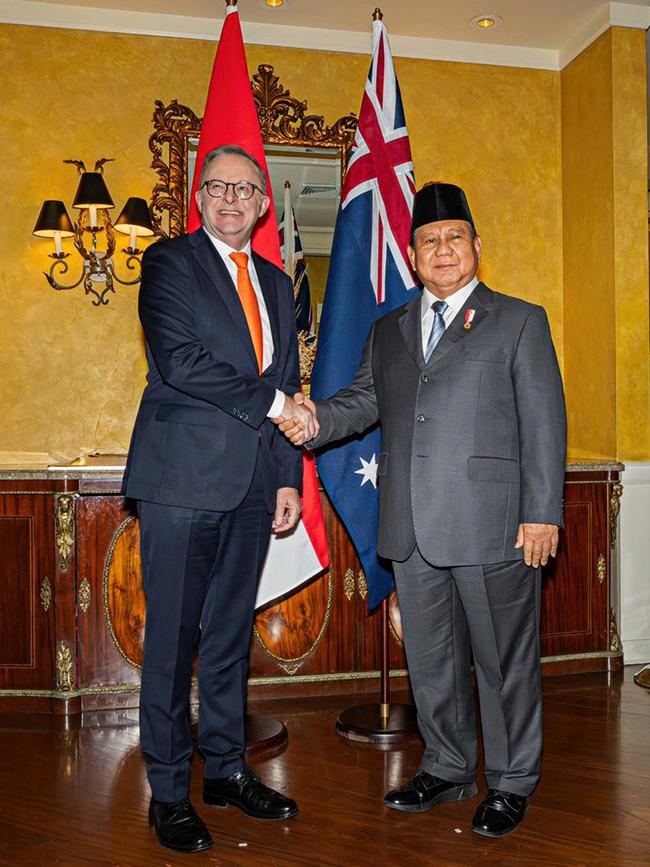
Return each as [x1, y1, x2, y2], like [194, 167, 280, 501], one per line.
[72, 172, 114, 209]
[114, 197, 155, 237]
[33, 200, 75, 237]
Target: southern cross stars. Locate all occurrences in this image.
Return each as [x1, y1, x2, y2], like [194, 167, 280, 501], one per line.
[354, 454, 378, 489]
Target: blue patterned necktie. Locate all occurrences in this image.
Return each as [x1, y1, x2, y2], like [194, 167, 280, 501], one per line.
[424, 299, 449, 362]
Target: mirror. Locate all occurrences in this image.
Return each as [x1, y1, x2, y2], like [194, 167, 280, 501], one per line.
[149, 64, 358, 325]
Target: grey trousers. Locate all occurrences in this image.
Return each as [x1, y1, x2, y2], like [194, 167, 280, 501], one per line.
[393, 547, 542, 797]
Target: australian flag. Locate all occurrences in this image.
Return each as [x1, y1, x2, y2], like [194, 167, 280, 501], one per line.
[310, 18, 418, 610]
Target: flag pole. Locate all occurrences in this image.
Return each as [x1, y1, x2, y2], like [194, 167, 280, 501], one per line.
[380, 598, 390, 719]
[335, 592, 417, 744]
[336, 6, 408, 743]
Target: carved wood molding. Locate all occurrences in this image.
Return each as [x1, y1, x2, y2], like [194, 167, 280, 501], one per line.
[252, 64, 357, 158]
[149, 64, 358, 239]
[149, 100, 201, 239]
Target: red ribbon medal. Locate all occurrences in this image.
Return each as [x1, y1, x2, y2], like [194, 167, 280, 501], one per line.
[464, 308, 476, 330]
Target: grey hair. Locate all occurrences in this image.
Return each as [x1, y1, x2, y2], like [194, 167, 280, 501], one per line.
[198, 145, 267, 194]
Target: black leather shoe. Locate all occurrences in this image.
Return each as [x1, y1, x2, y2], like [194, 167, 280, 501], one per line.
[148, 797, 213, 853]
[384, 771, 478, 812]
[471, 789, 528, 837]
[203, 766, 299, 820]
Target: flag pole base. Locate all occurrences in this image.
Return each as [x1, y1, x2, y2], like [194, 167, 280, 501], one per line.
[245, 713, 288, 754]
[335, 702, 418, 745]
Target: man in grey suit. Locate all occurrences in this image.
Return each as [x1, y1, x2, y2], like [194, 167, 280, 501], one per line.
[276, 182, 567, 837]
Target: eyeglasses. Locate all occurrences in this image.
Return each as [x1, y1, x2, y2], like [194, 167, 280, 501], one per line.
[200, 179, 263, 200]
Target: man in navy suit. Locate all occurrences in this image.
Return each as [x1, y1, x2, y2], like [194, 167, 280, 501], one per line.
[123, 145, 316, 854]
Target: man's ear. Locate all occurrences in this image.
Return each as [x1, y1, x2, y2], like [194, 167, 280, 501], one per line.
[194, 189, 203, 215]
[407, 244, 417, 272]
[473, 234, 482, 263]
[258, 195, 271, 220]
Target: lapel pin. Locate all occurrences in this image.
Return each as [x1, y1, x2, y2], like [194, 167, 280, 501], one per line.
[464, 308, 476, 330]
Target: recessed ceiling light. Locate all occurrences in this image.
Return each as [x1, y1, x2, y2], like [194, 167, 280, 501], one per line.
[469, 14, 503, 30]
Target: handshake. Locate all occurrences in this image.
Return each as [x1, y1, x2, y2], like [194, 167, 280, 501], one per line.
[272, 393, 319, 446]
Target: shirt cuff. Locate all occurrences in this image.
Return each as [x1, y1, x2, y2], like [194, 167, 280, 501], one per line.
[267, 389, 286, 419]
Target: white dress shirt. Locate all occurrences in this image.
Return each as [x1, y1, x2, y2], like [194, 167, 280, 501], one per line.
[420, 275, 479, 355]
[204, 229, 285, 418]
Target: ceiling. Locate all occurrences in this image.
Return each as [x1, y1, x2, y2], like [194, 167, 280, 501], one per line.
[28, 0, 650, 48]
[6, 1, 650, 69]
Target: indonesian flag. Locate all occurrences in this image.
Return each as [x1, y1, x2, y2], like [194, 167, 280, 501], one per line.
[189, 5, 329, 608]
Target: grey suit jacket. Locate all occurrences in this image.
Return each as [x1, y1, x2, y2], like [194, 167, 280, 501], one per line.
[312, 281, 567, 566]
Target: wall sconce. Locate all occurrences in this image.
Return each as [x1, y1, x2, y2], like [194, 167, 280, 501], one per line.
[33, 158, 155, 307]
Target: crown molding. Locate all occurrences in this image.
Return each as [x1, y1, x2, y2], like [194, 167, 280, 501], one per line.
[559, 2, 650, 69]
[1, 1, 648, 72]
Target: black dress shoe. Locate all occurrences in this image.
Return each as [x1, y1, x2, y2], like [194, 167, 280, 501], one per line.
[203, 766, 299, 820]
[384, 771, 478, 812]
[471, 789, 528, 837]
[148, 797, 213, 853]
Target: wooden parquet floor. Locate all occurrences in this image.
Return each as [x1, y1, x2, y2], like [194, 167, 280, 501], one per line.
[0, 668, 648, 867]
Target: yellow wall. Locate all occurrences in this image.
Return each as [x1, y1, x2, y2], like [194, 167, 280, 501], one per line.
[0, 22, 646, 463]
[562, 28, 649, 461]
[611, 28, 650, 461]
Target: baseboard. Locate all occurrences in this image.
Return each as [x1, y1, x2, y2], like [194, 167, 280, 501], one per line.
[619, 638, 650, 667]
[620, 465, 650, 663]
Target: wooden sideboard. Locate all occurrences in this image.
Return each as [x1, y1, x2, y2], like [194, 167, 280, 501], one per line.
[0, 462, 623, 714]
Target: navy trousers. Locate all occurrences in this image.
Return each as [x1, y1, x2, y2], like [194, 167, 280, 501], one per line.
[137, 461, 273, 802]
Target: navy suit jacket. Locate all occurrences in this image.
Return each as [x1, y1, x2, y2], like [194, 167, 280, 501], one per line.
[123, 228, 302, 512]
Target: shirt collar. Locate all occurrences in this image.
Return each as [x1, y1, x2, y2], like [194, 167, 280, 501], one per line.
[203, 228, 252, 262]
[423, 275, 479, 316]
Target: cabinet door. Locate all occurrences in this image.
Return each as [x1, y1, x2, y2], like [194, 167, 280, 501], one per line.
[0, 494, 56, 690]
[540, 482, 609, 657]
[75, 496, 142, 690]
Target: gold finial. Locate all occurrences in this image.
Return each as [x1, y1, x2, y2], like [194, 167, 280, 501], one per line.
[372, 7, 383, 20]
[225, 0, 238, 7]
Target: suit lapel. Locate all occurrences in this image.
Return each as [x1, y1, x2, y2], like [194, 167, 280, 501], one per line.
[425, 281, 493, 369]
[397, 293, 426, 371]
[188, 229, 258, 371]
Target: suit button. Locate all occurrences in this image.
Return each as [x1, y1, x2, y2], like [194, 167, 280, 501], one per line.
[420, 374, 428, 383]
[416, 414, 425, 422]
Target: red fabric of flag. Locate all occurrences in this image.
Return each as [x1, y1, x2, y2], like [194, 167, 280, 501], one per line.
[189, 7, 329, 606]
[187, 7, 281, 268]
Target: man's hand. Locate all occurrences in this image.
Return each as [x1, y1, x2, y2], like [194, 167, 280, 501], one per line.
[515, 523, 559, 567]
[272, 487, 301, 534]
[272, 392, 319, 445]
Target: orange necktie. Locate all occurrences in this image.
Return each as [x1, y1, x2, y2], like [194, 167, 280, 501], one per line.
[229, 251, 263, 373]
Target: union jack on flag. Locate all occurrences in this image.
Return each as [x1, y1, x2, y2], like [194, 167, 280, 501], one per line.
[311, 18, 419, 610]
[342, 24, 416, 304]
[278, 198, 314, 336]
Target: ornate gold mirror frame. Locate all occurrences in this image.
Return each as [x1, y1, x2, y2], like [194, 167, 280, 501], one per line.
[149, 63, 358, 239]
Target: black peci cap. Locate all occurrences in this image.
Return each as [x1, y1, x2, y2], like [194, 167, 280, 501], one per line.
[411, 182, 475, 235]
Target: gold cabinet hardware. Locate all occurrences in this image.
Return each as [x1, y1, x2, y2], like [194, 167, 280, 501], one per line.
[596, 554, 606, 585]
[344, 568, 355, 601]
[78, 577, 91, 614]
[40, 577, 52, 612]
